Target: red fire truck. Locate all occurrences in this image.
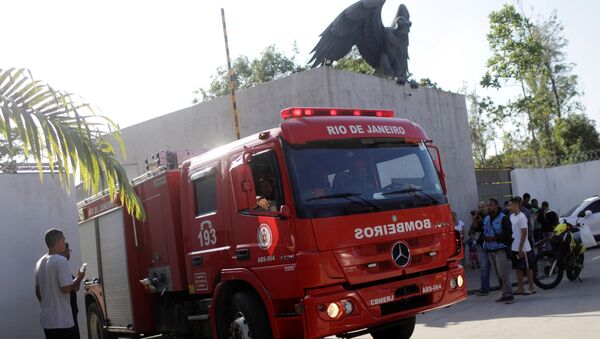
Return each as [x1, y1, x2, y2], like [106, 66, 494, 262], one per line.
[77, 107, 466, 339]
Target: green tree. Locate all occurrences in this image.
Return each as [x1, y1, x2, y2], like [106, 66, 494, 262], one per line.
[0, 129, 23, 169]
[0, 68, 144, 219]
[536, 11, 582, 120]
[481, 4, 545, 166]
[553, 114, 600, 161]
[481, 4, 595, 167]
[333, 46, 374, 74]
[466, 92, 497, 167]
[193, 45, 305, 103]
[418, 78, 440, 89]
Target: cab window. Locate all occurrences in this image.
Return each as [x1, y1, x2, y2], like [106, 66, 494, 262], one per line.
[192, 167, 217, 216]
[248, 151, 284, 213]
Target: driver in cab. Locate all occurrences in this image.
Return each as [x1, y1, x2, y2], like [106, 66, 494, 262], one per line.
[256, 177, 278, 212]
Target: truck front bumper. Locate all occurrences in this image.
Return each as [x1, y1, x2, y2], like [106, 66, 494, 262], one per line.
[302, 266, 466, 338]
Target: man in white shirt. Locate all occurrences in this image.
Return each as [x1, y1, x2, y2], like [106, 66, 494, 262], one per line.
[508, 198, 536, 295]
[35, 229, 85, 339]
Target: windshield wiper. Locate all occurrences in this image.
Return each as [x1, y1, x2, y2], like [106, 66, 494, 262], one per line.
[306, 192, 381, 211]
[382, 187, 440, 205]
[306, 192, 361, 201]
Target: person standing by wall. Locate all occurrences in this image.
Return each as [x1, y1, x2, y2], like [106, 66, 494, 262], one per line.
[481, 199, 514, 304]
[531, 199, 542, 242]
[472, 204, 496, 296]
[519, 194, 534, 246]
[35, 229, 85, 339]
[509, 197, 536, 295]
[522, 193, 532, 210]
[60, 242, 80, 339]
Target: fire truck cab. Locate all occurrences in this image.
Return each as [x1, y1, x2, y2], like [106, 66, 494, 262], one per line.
[78, 107, 466, 339]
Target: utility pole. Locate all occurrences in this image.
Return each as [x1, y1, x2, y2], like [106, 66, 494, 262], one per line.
[221, 8, 241, 140]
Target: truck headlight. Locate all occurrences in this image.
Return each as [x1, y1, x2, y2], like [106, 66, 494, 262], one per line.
[342, 300, 354, 315]
[326, 302, 342, 319]
[457, 275, 464, 288]
[450, 277, 457, 289]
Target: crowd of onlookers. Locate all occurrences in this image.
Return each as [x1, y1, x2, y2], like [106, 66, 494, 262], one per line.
[454, 193, 561, 304]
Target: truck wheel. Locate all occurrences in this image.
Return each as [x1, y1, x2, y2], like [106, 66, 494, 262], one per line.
[370, 316, 416, 339]
[87, 303, 110, 339]
[223, 291, 272, 339]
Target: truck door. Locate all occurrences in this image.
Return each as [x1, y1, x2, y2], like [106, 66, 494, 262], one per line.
[230, 146, 298, 295]
[186, 162, 226, 294]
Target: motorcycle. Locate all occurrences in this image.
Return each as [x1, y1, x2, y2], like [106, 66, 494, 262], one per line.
[533, 210, 594, 289]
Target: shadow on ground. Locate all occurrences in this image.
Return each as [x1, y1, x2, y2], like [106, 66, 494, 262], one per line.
[419, 247, 600, 329]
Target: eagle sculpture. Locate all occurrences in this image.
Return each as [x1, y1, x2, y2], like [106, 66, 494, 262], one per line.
[309, 0, 411, 83]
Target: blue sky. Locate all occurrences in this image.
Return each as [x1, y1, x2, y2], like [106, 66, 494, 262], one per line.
[3, 0, 599, 129]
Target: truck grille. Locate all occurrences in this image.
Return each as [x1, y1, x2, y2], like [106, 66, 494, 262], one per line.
[335, 233, 448, 285]
[353, 234, 440, 271]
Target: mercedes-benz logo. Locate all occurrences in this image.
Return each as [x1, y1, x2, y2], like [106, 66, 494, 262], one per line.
[391, 241, 411, 267]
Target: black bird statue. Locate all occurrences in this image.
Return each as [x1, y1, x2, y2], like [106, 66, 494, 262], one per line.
[309, 0, 411, 84]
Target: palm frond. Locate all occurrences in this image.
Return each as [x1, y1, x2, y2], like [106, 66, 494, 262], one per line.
[0, 68, 145, 220]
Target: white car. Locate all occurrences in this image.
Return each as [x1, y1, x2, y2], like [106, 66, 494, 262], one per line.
[561, 196, 600, 239]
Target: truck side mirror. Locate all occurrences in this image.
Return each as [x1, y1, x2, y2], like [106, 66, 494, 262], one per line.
[230, 162, 256, 211]
[426, 144, 447, 193]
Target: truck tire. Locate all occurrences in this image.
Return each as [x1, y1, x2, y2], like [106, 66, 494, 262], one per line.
[87, 302, 111, 339]
[221, 291, 272, 339]
[370, 316, 416, 339]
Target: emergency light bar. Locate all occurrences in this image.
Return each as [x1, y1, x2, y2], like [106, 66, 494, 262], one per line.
[281, 107, 394, 119]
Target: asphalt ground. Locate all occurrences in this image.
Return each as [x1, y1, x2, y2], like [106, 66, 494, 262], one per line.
[352, 246, 600, 339]
[126, 248, 600, 339]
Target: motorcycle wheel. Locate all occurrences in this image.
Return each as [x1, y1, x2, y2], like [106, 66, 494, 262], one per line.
[533, 251, 563, 289]
[567, 252, 584, 281]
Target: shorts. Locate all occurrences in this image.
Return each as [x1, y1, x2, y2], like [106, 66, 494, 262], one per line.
[511, 250, 535, 270]
[44, 326, 79, 339]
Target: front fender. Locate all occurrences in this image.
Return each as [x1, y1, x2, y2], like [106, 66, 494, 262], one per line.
[210, 268, 280, 338]
[84, 282, 107, 319]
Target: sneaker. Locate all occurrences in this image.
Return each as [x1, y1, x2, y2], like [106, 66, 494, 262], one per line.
[475, 290, 489, 296]
[495, 296, 515, 304]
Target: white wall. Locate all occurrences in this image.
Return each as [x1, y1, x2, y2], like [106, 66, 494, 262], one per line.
[0, 174, 86, 339]
[511, 159, 600, 215]
[107, 67, 478, 225]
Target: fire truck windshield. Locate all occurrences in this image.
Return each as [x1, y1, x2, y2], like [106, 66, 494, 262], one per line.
[283, 139, 447, 218]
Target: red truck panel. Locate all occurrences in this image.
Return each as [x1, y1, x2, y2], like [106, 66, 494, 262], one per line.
[121, 171, 186, 332]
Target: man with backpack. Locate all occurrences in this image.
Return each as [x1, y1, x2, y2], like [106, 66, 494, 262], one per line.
[481, 199, 514, 304]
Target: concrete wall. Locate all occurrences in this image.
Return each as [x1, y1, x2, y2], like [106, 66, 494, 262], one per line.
[109, 67, 478, 224]
[0, 174, 85, 339]
[511, 160, 600, 215]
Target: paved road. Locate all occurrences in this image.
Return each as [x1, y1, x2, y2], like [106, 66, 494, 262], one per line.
[128, 248, 600, 339]
[353, 246, 600, 339]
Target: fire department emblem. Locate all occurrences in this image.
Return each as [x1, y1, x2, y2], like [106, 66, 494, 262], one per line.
[257, 223, 273, 250]
[391, 241, 411, 267]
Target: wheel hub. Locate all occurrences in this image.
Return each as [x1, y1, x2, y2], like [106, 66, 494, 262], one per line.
[229, 312, 251, 339]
